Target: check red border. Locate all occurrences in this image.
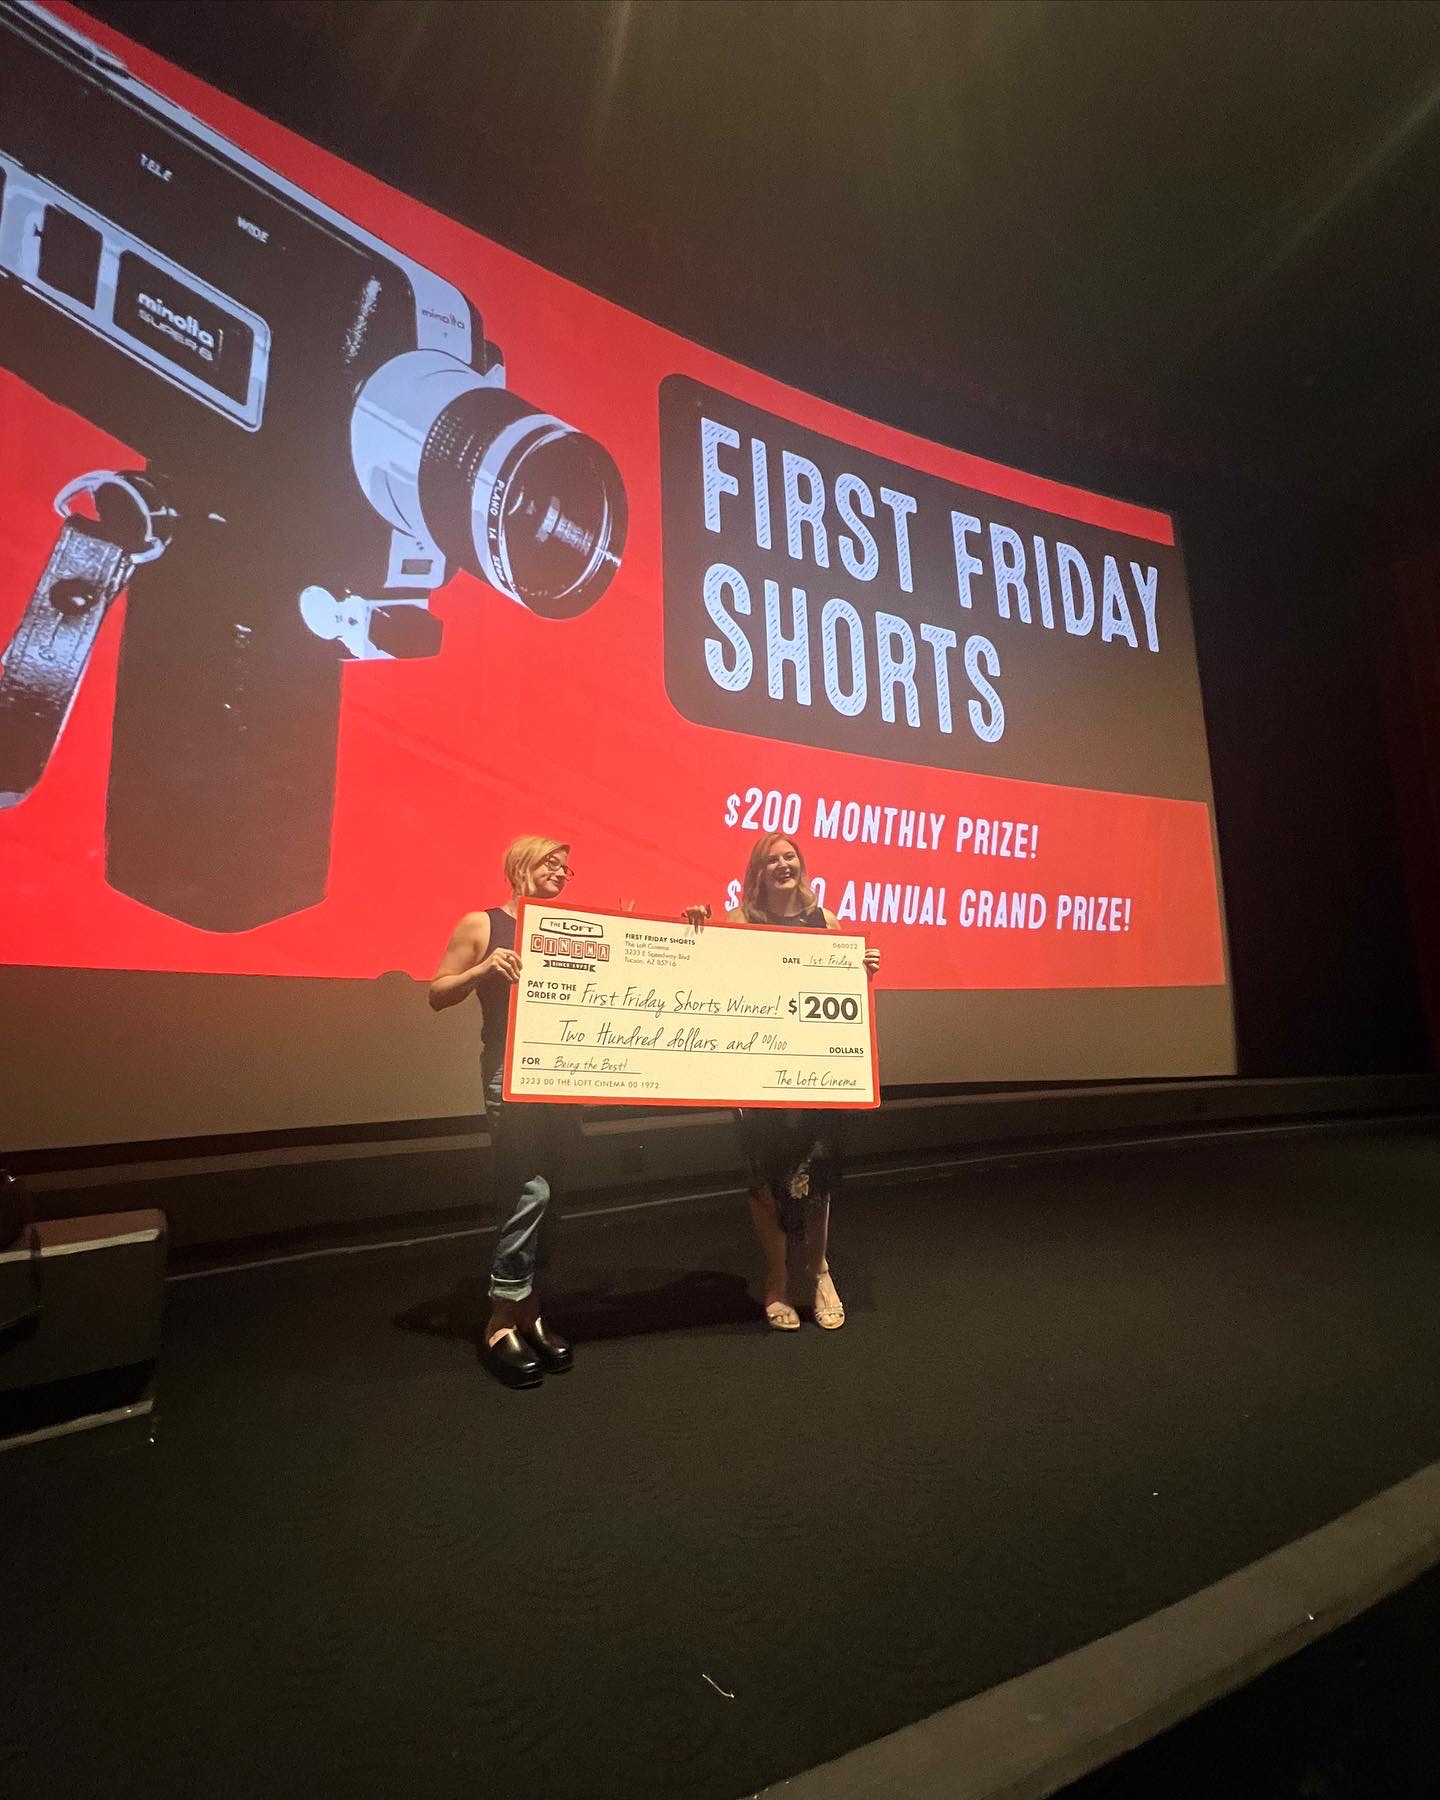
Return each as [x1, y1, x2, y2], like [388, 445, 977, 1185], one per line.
[502, 900, 881, 1108]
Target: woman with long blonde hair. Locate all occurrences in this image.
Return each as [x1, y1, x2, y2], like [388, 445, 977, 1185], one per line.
[694, 833, 879, 1331]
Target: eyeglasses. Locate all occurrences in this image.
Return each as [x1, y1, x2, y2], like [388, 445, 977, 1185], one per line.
[537, 855, 574, 879]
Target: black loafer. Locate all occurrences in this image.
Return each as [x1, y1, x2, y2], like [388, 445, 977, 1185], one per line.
[481, 1328, 543, 1389]
[522, 1318, 573, 1374]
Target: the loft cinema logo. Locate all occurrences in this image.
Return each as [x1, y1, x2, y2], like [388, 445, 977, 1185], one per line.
[531, 917, 612, 964]
[659, 376, 1209, 803]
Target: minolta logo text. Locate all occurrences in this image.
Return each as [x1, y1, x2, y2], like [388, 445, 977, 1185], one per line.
[138, 292, 217, 351]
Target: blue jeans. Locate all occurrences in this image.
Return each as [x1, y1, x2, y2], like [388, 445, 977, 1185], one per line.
[483, 1068, 580, 1302]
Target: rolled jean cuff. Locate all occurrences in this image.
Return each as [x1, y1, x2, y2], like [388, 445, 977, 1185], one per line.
[488, 1274, 534, 1303]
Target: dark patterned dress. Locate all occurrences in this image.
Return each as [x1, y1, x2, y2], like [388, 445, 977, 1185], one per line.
[734, 904, 845, 1237]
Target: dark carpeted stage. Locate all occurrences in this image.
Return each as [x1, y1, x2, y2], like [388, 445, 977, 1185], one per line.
[4, 1119, 1440, 1799]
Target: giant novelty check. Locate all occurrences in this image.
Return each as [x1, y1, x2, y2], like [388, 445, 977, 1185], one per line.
[503, 903, 879, 1107]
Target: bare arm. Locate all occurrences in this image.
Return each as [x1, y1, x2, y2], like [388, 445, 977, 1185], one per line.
[428, 910, 520, 1012]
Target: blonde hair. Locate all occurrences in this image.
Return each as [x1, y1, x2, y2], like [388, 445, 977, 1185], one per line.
[503, 834, 569, 896]
[740, 834, 817, 922]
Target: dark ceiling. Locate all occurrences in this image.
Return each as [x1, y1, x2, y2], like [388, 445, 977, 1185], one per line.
[84, 0, 1440, 498]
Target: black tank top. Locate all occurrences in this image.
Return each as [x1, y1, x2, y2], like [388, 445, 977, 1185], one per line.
[479, 906, 516, 1073]
[757, 904, 828, 929]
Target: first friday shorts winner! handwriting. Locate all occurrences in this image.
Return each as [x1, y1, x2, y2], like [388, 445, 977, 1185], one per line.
[504, 904, 880, 1108]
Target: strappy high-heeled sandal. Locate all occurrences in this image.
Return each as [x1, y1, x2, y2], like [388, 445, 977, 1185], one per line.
[765, 1298, 801, 1331]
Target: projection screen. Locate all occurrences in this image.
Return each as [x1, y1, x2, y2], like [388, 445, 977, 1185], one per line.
[0, 0, 1233, 1151]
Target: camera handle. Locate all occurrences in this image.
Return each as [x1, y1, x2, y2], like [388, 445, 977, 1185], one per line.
[104, 508, 344, 932]
[2, 474, 346, 931]
[0, 471, 172, 808]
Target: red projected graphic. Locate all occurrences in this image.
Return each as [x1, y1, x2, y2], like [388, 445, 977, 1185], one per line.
[0, 2, 1225, 993]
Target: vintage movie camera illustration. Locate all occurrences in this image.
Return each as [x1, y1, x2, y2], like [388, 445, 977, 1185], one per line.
[0, 1, 628, 930]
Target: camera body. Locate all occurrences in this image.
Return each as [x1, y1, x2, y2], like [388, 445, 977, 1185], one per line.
[0, 1, 626, 930]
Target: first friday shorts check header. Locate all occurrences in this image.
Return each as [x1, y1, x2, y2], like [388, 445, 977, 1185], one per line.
[504, 904, 880, 1108]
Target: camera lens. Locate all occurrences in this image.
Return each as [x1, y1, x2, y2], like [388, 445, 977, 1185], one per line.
[419, 387, 627, 619]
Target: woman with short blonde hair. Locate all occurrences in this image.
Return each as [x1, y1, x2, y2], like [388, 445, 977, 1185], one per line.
[431, 833, 579, 1388]
[502, 834, 567, 895]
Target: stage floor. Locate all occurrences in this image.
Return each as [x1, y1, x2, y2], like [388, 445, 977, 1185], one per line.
[1062, 1553, 1440, 1798]
[4, 1120, 1440, 1799]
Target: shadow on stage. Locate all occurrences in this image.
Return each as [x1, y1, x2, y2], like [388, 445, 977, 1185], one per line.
[393, 1265, 762, 1347]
